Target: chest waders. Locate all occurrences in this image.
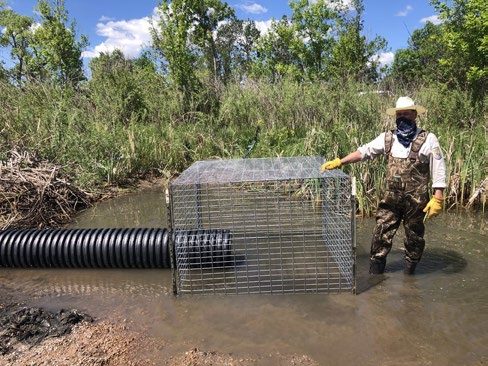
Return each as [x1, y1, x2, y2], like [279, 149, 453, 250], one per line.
[369, 130, 430, 275]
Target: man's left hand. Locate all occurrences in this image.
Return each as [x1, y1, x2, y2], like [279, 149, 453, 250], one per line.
[423, 197, 443, 220]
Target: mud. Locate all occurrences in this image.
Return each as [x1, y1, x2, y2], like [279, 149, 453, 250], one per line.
[0, 284, 157, 366]
[0, 304, 92, 355]
[1, 319, 159, 366]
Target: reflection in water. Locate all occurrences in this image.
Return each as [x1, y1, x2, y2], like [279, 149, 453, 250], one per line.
[1, 187, 487, 366]
[0, 270, 171, 298]
[69, 188, 167, 228]
[388, 247, 468, 274]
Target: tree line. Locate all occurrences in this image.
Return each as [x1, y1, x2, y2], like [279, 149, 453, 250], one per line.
[1, 0, 485, 104]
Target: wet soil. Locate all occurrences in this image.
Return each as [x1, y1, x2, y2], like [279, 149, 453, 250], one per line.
[0, 303, 92, 355]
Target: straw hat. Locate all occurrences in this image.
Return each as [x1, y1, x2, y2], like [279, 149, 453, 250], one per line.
[386, 96, 427, 116]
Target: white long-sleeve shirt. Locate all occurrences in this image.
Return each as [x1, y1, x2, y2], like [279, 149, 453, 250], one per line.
[357, 129, 447, 189]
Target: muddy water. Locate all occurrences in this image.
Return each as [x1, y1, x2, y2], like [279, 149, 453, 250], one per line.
[0, 187, 487, 365]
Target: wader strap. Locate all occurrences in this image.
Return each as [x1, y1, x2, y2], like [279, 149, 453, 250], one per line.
[408, 130, 428, 161]
[384, 130, 394, 156]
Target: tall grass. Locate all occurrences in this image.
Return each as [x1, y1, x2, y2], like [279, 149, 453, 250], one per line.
[0, 78, 485, 215]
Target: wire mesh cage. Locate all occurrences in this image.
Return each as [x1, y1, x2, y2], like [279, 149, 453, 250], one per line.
[169, 156, 356, 295]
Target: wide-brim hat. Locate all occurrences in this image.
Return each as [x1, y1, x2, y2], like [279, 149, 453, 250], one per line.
[386, 96, 427, 116]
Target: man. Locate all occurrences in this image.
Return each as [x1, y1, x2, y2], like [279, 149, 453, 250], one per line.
[321, 96, 446, 275]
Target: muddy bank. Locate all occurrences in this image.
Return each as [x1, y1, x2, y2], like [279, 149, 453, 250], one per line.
[0, 319, 160, 366]
[167, 349, 318, 366]
[0, 282, 319, 366]
[0, 309, 319, 365]
[0, 303, 92, 355]
[0, 284, 154, 366]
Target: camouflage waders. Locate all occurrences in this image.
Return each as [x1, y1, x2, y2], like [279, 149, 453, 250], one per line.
[370, 130, 430, 273]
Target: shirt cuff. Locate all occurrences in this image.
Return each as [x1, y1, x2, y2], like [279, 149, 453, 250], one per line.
[432, 182, 447, 189]
[356, 147, 368, 161]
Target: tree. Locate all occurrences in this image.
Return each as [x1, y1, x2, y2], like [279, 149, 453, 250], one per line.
[431, 0, 487, 98]
[0, 3, 34, 84]
[290, 0, 342, 79]
[239, 21, 261, 73]
[215, 19, 260, 82]
[328, 0, 386, 82]
[30, 0, 88, 85]
[253, 0, 344, 81]
[389, 22, 444, 85]
[189, 0, 235, 84]
[253, 0, 383, 82]
[153, 1, 236, 85]
[253, 16, 306, 81]
[89, 50, 147, 124]
[152, 0, 200, 107]
[0, 61, 6, 81]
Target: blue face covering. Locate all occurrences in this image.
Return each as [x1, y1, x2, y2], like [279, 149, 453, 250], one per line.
[395, 117, 417, 148]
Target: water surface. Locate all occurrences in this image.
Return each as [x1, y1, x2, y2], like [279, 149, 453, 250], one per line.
[1, 187, 486, 365]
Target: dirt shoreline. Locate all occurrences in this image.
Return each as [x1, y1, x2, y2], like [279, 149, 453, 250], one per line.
[0, 283, 318, 365]
[0, 273, 320, 365]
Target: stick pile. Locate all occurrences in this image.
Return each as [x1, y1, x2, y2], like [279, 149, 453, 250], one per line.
[0, 150, 92, 229]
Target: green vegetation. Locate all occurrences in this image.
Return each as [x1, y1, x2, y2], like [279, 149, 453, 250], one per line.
[0, 0, 486, 215]
[0, 0, 86, 85]
[1, 77, 485, 214]
[390, 0, 487, 101]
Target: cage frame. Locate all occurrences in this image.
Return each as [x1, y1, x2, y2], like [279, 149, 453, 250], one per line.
[168, 156, 357, 296]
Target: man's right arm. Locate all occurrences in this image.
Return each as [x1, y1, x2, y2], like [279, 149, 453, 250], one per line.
[340, 133, 386, 166]
[340, 151, 362, 165]
[321, 133, 385, 171]
[356, 132, 386, 162]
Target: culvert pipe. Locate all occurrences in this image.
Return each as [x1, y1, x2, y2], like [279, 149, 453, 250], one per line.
[174, 229, 232, 267]
[0, 228, 235, 269]
[0, 228, 171, 269]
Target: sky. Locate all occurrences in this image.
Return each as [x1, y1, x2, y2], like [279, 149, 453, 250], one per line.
[1, 0, 442, 67]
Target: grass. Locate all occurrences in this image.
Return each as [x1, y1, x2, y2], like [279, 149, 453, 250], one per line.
[0, 77, 486, 215]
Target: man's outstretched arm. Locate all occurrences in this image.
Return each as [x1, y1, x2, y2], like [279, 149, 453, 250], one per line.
[320, 133, 385, 172]
[320, 151, 365, 171]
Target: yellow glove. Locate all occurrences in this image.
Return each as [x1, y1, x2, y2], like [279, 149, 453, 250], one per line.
[422, 197, 443, 220]
[320, 158, 342, 172]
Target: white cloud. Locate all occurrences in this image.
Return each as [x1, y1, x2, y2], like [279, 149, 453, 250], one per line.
[29, 22, 41, 33]
[238, 2, 268, 14]
[396, 5, 413, 17]
[254, 19, 273, 35]
[309, 0, 355, 11]
[330, 0, 355, 11]
[420, 15, 442, 25]
[371, 52, 395, 67]
[82, 10, 158, 59]
[99, 16, 115, 22]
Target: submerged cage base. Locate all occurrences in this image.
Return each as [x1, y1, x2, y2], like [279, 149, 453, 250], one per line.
[169, 156, 355, 295]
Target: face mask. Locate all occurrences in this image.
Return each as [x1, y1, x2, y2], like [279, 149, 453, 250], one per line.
[395, 116, 417, 148]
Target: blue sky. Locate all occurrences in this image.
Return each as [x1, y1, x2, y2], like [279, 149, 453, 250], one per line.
[1, 0, 442, 66]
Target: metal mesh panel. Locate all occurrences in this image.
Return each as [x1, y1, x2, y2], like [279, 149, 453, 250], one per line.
[169, 156, 355, 295]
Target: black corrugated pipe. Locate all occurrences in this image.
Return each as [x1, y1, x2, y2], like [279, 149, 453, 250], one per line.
[0, 228, 171, 268]
[174, 229, 232, 267]
[0, 228, 235, 269]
